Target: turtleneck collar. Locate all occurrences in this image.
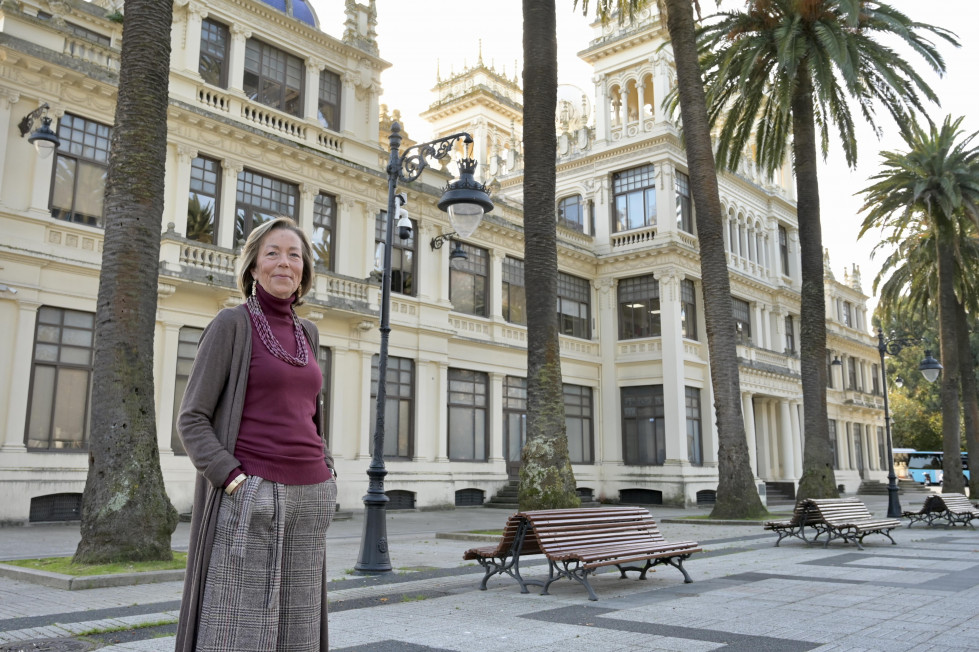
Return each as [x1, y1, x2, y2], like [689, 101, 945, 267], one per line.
[255, 282, 297, 319]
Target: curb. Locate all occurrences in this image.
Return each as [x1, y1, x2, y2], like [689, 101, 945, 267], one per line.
[0, 563, 184, 590]
[434, 532, 499, 542]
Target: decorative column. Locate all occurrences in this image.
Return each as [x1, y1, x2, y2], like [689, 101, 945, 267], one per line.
[304, 59, 324, 123]
[298, 183, 317, 234]
[172, 145, 197, 237]
[594, 74, 609, 142]
[357, 349, 375, 459]
[183, 5, 206, 74]
[488, 372, 505, 464]
[0, 91, 19, 204]
[1, 300, 40, 451]
[228, 25, 251, 94]
[779, 401, 795, 480]
[790, 400, 803, 478]
[217, 159, 242, 249]
[656, 271, 686, 464]
[636, 77, 646, 132]
[156, 318, 181, 454]
[435, 362, 450, 462]
[742, 392, 757, 476]
[489, 251, 504, 321]
[593, 278, 622, 464]
[412, 359, 440, 462]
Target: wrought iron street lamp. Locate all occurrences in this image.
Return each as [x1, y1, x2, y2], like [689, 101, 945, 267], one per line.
[355, 121, 493, 573]
[877, 328, 943, 518]
[18, 103, 61, 158]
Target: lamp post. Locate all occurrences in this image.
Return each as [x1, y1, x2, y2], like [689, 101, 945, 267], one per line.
[877, 328, 943, 518]
[18, 103, 61, 158]
[355, 121, 493, 573]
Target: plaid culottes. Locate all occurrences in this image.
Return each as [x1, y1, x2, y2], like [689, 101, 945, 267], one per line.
[196, 477, 338, 652]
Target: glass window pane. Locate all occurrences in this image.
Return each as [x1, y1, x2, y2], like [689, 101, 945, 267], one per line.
[27, 366, 55, 447]
[52, 368, 89, 447]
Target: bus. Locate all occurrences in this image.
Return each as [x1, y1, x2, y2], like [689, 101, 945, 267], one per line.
[899, 450, 970, 485]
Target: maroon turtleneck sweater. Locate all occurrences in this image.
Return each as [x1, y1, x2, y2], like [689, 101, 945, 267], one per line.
[227, 284, 330, 486]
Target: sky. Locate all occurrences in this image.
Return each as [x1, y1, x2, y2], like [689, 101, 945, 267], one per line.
[310, 0, 978, 314]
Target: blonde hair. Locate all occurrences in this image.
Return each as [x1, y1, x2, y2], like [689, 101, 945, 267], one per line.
[236, 217, 314, 304]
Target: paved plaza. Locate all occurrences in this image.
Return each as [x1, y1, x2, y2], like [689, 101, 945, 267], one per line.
[1, 495, 977, 651]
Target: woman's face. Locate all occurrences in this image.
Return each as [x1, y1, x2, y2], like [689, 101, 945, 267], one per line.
[251, 228, 303, 300]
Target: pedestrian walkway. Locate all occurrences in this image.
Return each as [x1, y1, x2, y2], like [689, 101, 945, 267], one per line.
[1, 496, 977, 651]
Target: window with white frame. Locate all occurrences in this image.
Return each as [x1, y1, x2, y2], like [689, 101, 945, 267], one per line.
[784, 315, 796, 354]
[375, 210, 416, 296]
[371, 355, 414, 458]
[503, 376, 527, 464]
[187, 156, 221, 244]
[778, 225, 789, 275]
[170, 326, 203, 455]
[199, 18, 229, 87]
[26, 307, 94, 450]
[612, 164, 656, 232]
[243, 38, 303, 116]
[502, 257, 526, 325]
[618, 275, 660, 340]
[828, 419, 839, 469]
[234, 169, 298, 243]
[317, 68, 341, 130]
[564, 384, 593, 464]
[558, 194, 584, 232]
[681, 279, 698, 340]
[557, 272, 590, 339]
[448, 368, 488, 461]
[732, 297, 751, 345]
[621, 385, 665, 465]
[449, 243, 489, 316]
[675, 170, 693, 233]
[685, 387, 703, 465]
[318, 346, 332, 449]
[312, 192, 337, 271]
[50, 114, 111, 228]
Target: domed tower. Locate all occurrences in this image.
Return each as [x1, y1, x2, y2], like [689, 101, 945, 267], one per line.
[254, 0, 320, 28]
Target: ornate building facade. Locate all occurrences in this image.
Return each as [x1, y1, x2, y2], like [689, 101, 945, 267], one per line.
[0, 0, 883, 523]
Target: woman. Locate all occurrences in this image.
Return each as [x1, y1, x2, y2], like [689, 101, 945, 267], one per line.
[175, 217, 337, 652]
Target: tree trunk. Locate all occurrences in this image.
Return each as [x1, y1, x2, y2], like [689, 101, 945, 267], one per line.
[936, 241, 965, 493]
[791, 67, 838, 500]
[75, 0, 177, 563]
[518, 0, 578, 510]
[954, 300, 979, 498]
[664, 0, 765, 518]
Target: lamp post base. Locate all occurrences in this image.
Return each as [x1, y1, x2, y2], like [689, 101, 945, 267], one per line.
[886, 478, 902, 519]
[354, 467, 392, 573]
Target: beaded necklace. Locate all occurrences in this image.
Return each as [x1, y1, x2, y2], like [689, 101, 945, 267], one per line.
[246, 289, 309, 367]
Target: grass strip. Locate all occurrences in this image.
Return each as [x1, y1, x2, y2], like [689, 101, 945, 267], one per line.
[3, 552, 187, 576]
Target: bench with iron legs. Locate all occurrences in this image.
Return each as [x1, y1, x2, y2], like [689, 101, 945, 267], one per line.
[764, 500, 826, 546]
[903, 495, 946, 527]
[929, 493, 979, 528]
[801, 498, 901, 550]
[462, 513, 547, 593]
[519, 507, 701, 601]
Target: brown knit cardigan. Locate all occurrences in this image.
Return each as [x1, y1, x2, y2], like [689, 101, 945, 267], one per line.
[174, 304, 334, 652]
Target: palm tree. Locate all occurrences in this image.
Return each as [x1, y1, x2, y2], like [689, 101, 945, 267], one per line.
[75, 0, 178, 563]
[859, 115, 979, 494]
[579, 0, 765, 517]
[519, 0, 579, 510]
[698, 0, 956, 500]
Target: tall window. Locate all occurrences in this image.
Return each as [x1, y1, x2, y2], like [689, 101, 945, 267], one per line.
[847, 357, 858, 390]
[621, 385, 665, 465]
[448, 368, 488, 461]
[502, 257, 526, 325]
[826, 350, 836, 388]
[312, 193, 337, 271]
[778, 225, 789, 275]
[784, 315, 796, 354]
[243, 39, 303, 116]
[681, 278, 697, 340]
[557, 272, 590, 339]
[318, 347, 332, 449]
[565, 384, 594, 464]
[732, 297, 751, 345]
[675, 170, 693, 233]
[828, 419, 839, 469]
[449, 243, 488, 316]
[872, 363, 881, 395]
[375, 210, 416, 295]
[170, 327, 203, 455]
[50, 114, 111, 227]
[26, 307, 94, 450]
[503, 376, 527, 464]
[842, 301, 854, 328]
[187, 156, 220, 244]
[235, 169, 298, 243]
[685, 387, 703, 465]
[877, 426, 887, 468]
[371, 355, 414, 458]
[558, 194, 584, 232]
[317, 68, 341, 130]
[199, 18, 229, 87]
[612, 164, 656, 232]
[618, 274, 660, 339]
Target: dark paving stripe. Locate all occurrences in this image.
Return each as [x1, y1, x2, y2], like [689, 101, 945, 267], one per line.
[522, 605, 819, 651]
[0, 600, 180, 633]
[334, 641, 456, 652]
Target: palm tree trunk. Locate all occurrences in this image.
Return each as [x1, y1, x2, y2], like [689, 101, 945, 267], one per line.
[664, 0, 765, 518]
[75, 0, 177, 563]
[954, 300, 979, 497]
[791, 67, 838, 500]
[518, 0, 578, 510]
[937, 241, 965, 493]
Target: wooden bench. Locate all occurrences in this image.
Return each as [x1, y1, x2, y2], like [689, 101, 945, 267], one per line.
[930, 493, 979, 528]
[902, 495, 946, 527]
[462, 513, 546, 593]
[520, 507, 701, 601]
[801, 498, 901, 550]
[764, 501, 825, 546]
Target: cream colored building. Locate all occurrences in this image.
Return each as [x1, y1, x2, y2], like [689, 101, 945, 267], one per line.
[0, 0, 884, 523]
